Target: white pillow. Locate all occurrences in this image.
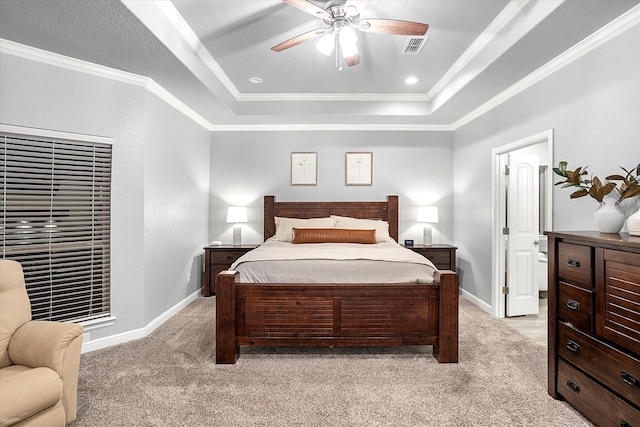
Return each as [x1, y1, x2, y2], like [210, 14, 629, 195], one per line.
[330, 215, 391, 242]
[273, 217, 336, 242]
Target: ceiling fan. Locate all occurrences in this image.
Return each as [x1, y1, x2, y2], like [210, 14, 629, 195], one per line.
[271, 0, 429, 69]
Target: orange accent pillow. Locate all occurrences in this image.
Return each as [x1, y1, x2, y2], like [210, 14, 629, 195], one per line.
[292, 228, 376, 244]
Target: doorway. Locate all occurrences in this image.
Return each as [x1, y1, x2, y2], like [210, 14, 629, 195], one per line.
[491, 130, 553, 318]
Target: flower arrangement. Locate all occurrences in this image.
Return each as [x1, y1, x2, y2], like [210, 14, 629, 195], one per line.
[553, 162, 640, 205]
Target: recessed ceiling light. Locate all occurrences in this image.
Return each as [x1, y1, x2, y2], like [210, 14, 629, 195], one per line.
[404, 76, 419, 85]
[249, 77, 263, 84]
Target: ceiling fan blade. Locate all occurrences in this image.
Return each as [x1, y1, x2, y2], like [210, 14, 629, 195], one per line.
[345, 0, 370, 17]
[358, 19, 428, 36]
[271, 28, 327, 52]
[282, 0, 332, 21]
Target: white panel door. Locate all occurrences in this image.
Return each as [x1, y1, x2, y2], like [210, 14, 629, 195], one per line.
[506, 154, 540, 316]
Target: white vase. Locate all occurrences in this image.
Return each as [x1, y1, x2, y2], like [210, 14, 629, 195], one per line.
[593, 204, 626, 233]
[628, 204, 640, 236]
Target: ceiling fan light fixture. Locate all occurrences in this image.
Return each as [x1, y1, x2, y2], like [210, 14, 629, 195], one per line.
[316, 33, 335, 56]
[339, 26, 358, 58]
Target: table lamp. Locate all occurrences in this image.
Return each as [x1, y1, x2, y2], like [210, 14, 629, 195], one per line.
[417, 207, 438, 245]
[227, 206, 248, 246]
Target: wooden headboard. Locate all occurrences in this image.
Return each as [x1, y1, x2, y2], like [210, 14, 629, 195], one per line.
[263, 195, 399, 242]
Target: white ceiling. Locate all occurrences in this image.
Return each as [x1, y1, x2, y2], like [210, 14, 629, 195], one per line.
[1, 0, 639, 129]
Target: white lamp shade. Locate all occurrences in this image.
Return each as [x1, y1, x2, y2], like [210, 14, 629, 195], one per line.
[316, 33, 335, 56]
[226, 206, 248, 223]
[417, 207, 439, 223]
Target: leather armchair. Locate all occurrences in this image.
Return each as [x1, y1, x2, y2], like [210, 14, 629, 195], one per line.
[0, 260, 83, 426]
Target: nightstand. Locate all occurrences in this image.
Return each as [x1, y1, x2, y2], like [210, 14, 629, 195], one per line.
[202, 244, 258, 296]
[405, 244, 457, 271]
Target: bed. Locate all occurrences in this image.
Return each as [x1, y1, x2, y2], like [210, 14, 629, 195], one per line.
[215, 195, 459, 364]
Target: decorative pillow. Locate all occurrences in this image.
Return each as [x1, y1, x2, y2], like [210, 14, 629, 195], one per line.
[292, 228, 376, 244]
[330, 215, 391, 242]
[273, 217, 336, 242]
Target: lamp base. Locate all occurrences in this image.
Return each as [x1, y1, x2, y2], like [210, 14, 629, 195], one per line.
[423, 225, 432, 246]
[232, 226, 242, 246]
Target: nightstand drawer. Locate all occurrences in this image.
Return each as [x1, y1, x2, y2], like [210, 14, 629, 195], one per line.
[558, 281, 593, 332]
[211, 251, 245, 264]
[558, 322, 640, 408]
[405, 245, 456, 271]
[203, 245, 258, 297]
[558, 359, 640, 427]
[422, 251, 452, 270]
[558, 242, 592, 288]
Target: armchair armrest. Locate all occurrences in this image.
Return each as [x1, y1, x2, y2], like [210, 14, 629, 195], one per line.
[9, 321, 82, 372]
[9, 320, 83, 423]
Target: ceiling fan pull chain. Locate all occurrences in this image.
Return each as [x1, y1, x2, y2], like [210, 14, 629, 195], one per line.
[336, 33, 343, 71]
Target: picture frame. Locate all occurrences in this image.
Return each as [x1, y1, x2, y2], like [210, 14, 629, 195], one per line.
[345, 152, 373, 186]
[290, 152, 317, 185]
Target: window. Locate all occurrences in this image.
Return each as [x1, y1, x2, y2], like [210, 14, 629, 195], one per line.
[1, 129, 112, 323]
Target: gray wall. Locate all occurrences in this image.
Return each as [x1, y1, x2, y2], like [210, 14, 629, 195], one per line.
[0, 52, 210, 340]
[452, 23, 640, 305]
[209, 131, 454, 246]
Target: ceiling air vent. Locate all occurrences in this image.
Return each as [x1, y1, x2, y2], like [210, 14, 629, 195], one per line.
[402, 36, 429, 55]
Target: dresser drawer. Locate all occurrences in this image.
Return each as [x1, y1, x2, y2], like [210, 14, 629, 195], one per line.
[600, 249, 640, 356]
[558, 322, 640, 408]
[558, 281, 593, 332]
[558, 359, 640, 427]
[558, 242, 593, 288]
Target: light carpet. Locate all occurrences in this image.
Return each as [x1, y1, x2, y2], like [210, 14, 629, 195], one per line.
[71, 297, 591, 426]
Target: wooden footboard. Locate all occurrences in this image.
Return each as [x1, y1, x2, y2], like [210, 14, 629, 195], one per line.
[216, 271, 458, 364]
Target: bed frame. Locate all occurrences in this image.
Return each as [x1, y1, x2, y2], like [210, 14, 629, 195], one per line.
[216, 195, 458, 364]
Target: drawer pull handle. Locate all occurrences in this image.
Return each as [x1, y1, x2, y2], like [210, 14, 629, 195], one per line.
[621, 371, 638, 387]
[566, 340, 580, 352]
[566, 380, 580, 392]
[566, 258, 581, 268]
[226, 255, 234, 260]
[620, 421, 630, 427]
[566, 300, 581, 311]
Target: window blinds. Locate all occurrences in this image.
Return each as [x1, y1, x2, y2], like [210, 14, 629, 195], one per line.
[1, 132, 112, 323]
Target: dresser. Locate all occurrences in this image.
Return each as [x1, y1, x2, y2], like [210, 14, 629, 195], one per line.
[404, 244, 457, 271]
[202, 244, 258, 296]
[546, 231, 640, 426]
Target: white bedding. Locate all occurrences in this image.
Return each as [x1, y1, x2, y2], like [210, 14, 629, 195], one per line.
[230, 239, 437, 284]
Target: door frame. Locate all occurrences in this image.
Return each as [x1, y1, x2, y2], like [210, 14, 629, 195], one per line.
[491, 129, 554, 318]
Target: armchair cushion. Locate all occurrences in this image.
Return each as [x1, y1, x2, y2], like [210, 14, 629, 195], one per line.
[0, 365, 64, 426]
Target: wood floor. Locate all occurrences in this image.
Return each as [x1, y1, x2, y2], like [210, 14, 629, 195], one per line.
[500, 294, 548, 347]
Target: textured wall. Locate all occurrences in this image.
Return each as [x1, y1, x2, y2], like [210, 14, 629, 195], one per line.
[0, 52, 210, 340]
[452, 24, 640, 305]
[209, 130, 454, 246]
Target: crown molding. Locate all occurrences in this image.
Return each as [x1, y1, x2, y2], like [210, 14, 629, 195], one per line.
[0, 38, 217, 131]
[452, 3, 640, 130]
[425, 0, 530, 101]
[2, 2, 638, 134]
[208, 123, 454, 132]
[0, 38, 147, 87]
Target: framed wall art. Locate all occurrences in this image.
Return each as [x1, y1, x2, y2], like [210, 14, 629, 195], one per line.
[345, 152, 373, 186]
[291, 152, 317, 185]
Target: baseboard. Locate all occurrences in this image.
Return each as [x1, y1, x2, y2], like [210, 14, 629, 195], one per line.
[460, 288, 492, 314]
[81, 290, 200, 353]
